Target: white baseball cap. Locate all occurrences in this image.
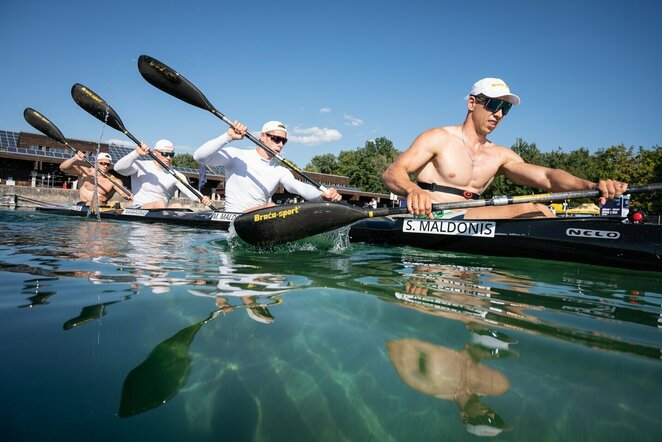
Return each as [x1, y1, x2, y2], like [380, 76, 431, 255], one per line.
[154, 139, 174, 152]
[261, 121, 287, 134]
[467, 78, 521, 105]
[97, 152, 112, 162]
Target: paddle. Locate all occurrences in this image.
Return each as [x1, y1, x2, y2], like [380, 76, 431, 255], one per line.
[233, 183, 662, 246]
[23, 107, 133, 199]
[70, 83, 217, 210]
[118, 310, 215, 417]
[136, 54, 328, 192]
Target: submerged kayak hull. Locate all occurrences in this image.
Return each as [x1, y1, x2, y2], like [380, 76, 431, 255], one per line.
[348, 216, 662, 271]
[36, 206, 238, 230]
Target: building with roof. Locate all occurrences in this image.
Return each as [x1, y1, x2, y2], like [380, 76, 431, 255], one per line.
[0, 129, 393, 206]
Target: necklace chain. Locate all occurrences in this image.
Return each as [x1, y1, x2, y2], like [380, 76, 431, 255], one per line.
[460, 124, 480, 167]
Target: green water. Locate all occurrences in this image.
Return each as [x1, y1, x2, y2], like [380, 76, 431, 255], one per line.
[0, 209, 661, 441]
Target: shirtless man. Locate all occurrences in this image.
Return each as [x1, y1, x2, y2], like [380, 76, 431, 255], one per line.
[194, 120, 341, 213]
[382, 78, 628, 219]
[114, 139, 212, 209]
[59, 151, 131, 206]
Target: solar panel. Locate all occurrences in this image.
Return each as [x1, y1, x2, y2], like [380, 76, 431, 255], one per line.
[0, 130, 20, 148]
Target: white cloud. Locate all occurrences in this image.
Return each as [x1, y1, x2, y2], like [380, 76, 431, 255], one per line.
[343, 113, 364, 127]
[320, 107, 332, 114]
[290, 127, 342, 145]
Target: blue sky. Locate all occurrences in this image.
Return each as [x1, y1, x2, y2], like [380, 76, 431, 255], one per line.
[1, 0, 660, 167]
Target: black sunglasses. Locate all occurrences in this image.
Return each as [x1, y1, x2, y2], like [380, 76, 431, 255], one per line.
[473, 95, 513, 116]
[266, 133, 288, 145]
[158, 151, 175, 158]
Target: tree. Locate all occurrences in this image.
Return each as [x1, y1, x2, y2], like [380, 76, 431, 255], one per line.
[305, 153, 339, 174]
[337, 137, 401, 193]
[172, 153, 197, 169]
[594, 144, 638, 183]
[484, 138, 542, 197]
[630, 146, 662, 212]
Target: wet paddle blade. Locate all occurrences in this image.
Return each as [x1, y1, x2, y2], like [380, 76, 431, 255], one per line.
[23, 108, 67, 145]
[71, 83, 128, 134]
[118, 319, 205, 417]
[138, 54, 215, 112]
[233, 203, 389, 246]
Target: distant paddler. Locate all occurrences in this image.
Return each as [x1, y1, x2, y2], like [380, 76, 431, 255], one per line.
[59, 151, 132, 207]
[114, 139, 212, 209]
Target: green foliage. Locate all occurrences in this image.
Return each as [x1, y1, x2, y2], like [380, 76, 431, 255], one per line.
[306, 153, 339, 174]
[172, 153, 197, 169]
[306, 137, 401, 193]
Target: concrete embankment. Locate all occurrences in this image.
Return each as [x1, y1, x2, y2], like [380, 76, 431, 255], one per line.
[0, 184, 216, 211]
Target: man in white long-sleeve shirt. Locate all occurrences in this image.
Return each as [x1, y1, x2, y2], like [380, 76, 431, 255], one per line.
[194, 120, 341, 213]
[115, 139, 212, 209]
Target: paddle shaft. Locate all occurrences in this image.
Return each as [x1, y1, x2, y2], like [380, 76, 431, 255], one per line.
[137, 55, 327, 192]
[365, 184, 662, 217]
[233, 183, 662, 246]
[23, 108, 133, 198]
[431, 183, 662, 211]
[70, 83, 216, 210]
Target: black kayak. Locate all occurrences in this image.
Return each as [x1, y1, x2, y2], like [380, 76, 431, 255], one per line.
[35, 206, 239, 230]
[348, 216, 662, 272]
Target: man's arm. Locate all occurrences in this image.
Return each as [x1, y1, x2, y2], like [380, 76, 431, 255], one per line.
[114, 149, 142, 176]
[280, 172, 342, 203]
[106, 174, 132, 200]
[171, 173, 210, 207]
[280, 172, 324, 202]
[382, 129, 441, 216]
[194, 133, 233, 166]
[60, 151, 86, 175]
[501, 157, 628, 202]
[194, 123, 246, 166]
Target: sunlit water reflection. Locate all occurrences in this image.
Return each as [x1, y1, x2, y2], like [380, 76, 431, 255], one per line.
[1, 209, 661, 441]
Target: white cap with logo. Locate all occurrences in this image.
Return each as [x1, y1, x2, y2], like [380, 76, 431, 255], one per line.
[467, 78, 521, 105]
[154, 139, 174, 152]
[261, 121, 287, 135]
[97, 152, 112, 162]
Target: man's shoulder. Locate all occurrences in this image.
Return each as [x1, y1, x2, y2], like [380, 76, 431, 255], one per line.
[412, 125, 455, 146]
[420, 125, 455, 138]
[485, 139, 518, 155]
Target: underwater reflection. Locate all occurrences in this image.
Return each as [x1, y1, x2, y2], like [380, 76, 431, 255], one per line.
[388, 327, 516, 437]
[17, 277, 59, 308]
[374, 259, 662, 360]
[187, 251, 300, 325]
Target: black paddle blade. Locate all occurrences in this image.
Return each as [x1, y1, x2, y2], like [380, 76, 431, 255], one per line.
[138, 54, 215, 112]
[118, 318, 206, 417]
[233, 203, 384, 246]
[23, 108, 67, 144]
[71, 83, 127, 133]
